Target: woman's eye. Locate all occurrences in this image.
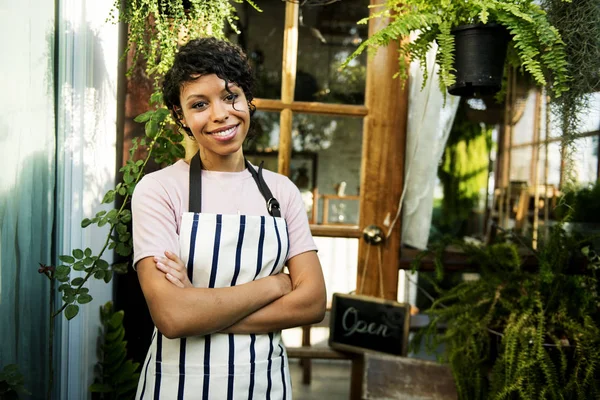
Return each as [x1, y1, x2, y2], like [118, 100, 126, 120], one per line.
[192, 101, 207, 109]
[225, 93, 239, 102]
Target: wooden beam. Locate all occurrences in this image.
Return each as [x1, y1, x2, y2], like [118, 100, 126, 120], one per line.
[255, 98, 368, 117]
[356, 0, 408, 300]
[310, 225, 361, 238]
[277, 2, 298, 177]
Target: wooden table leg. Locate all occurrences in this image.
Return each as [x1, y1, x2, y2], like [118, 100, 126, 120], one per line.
[349, 355, 364, 400]
[301, 325, 312, 385]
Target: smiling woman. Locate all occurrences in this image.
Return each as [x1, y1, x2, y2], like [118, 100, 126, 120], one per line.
[131, 38, 326, 399]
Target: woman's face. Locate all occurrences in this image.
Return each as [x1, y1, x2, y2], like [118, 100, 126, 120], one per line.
[179, 74, 250, 163]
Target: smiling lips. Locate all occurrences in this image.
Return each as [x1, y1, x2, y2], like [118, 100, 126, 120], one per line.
[208, 124, 238, 141]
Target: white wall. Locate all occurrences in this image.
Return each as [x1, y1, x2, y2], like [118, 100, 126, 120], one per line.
[55, 0, 120, 397]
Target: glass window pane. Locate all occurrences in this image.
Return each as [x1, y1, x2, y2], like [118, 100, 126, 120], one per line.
[245, 110, 280, 153]
[511, 89, 537, 145]
[291, 114, 363, 225]
[537, 142, 562, 187]
[296, 0, 369, 104]
[572, 136, 599, 185]
[510, 147, 533, 184]
[229, 2, 286, 100]
[550, 91, 600, 138]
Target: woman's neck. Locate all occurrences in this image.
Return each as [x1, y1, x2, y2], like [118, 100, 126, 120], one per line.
[199, 150, 245, 172]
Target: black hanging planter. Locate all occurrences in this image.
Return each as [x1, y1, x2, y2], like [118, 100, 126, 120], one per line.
[448, 23, 510, 97]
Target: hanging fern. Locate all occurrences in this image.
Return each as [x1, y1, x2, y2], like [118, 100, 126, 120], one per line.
[343, 0, 571, 100]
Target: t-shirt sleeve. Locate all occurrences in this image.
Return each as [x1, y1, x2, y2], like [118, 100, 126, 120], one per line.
[131, 174, 180, 269]
[282, 178, 318, 262]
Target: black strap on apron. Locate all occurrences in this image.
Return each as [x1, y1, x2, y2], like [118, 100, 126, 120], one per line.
[245, 159, 281, 218]
[188, 153, 281, 217]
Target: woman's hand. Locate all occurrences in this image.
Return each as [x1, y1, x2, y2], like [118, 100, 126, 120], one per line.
[273, 272, 293, 297]
[154, 251, 193, 288]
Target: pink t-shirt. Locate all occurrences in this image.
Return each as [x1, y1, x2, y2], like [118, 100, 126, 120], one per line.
[132, 160, 317, 267]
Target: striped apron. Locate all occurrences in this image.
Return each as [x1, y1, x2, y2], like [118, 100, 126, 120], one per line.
[136, 155, 292, 399]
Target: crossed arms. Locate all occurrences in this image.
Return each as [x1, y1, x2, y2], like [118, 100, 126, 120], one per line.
[136, 250, 326, 339]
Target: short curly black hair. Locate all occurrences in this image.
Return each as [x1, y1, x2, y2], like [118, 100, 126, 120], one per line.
[162, 37, 257, 136]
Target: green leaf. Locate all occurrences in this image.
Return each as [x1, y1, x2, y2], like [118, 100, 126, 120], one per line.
[83, 257, 94, 266]
[97, 259, 109, 270]
[63, 294, 75, 304]
[56, 265, 70, 275]
[58, 283, 70, 292]
[109, 311, 125, 329]
[118, 186, 127, 196]
[77, 294, 93, 304]
[81, 218, 93, 228]
[116, 223, 128, 235]
[73, 261, 85, 271]
[65, 304, 79, 320]
[116, 243, 132, 257]
[123, 172, 134, 184]
[71, 277, 84, 286]
[98, 218, 108, 227]
[72, 249, 84, 259]
[94, 270, 106, 280]
[150, 92, 163, 104]
[146, 119, 159, 138]
[95, 210, 107, 217]
[84, 248, 92, 257]
[56, 275, 69, 282]
[113, 262, 129, 274]
[89, 383, 113, 393]
[78, 287, 89, 294]
[134, 110, 154, 123]
[152, 107, 170, 123]
[104, 271, 113, 283]
[102, 190, 116, 204]
[59, 255, 75, 264]
[114, 360, 140, 384]
[120, 210, 132, 223]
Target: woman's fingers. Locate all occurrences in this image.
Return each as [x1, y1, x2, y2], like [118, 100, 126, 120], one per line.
[155, 253, 194, 288]
[164, 250, 185, 267]
[165, 273, 184, 288]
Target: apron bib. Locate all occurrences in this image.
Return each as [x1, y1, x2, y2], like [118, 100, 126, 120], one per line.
[136, 155, 292, 399]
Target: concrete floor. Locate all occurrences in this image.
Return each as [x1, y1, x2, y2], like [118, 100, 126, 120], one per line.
[289, 359, 352, 400]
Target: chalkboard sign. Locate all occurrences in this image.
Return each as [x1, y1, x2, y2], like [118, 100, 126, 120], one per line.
[329, 293, 410, 356]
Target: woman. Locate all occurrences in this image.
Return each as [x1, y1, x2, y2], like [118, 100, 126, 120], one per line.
[131, 38, 326, 399]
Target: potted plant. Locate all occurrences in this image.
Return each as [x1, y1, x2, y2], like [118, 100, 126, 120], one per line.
[344, 0, 570, 98]
[412, 226, 600, 399]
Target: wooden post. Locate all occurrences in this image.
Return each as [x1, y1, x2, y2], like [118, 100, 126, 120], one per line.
[531, 90, 542, 248]
[356, 0, 408, 300]
[278, 2, 298, 177]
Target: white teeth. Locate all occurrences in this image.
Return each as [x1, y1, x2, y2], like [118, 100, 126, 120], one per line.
[212, 126, 235, 137]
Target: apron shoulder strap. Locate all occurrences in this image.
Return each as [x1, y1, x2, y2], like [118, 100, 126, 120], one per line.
[245, 159, 281, 218]
[189, 153, 202, 213]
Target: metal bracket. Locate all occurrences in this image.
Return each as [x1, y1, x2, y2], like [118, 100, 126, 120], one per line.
[362, 225, 385, 245]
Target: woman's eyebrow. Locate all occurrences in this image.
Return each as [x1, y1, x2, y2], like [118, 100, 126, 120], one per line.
[185, 93, 207, 101]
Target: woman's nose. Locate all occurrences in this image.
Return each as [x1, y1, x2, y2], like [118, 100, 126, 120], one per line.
[211, 101, 229, 122]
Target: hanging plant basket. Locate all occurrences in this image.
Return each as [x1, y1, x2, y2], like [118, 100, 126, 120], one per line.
[448, 24, 511, 97]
